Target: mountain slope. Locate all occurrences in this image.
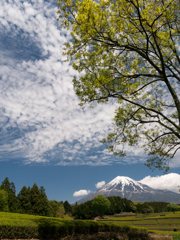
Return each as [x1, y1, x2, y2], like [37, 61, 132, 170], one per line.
[75, 176, 180, 204]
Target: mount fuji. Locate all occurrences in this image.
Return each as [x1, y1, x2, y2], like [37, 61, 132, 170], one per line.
[76, 176, 180, 204]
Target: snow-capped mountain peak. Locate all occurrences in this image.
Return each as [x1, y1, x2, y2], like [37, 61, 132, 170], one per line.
[106, 176, 143, 189]
[101, 176, 144, 197]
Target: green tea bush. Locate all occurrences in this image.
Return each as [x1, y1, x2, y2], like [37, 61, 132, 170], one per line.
[0, 225, 39, 239]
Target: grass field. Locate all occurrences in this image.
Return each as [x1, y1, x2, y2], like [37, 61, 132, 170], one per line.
[99, 212, 180, 238]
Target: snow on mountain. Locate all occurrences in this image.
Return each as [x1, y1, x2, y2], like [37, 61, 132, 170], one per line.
[74, 176, 180, 205]
[101, 176, 144, 197]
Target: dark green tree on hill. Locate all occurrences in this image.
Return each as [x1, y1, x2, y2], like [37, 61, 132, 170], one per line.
[49, 200, 61, 217]
[39, 186, 52, 216]
[167, 203, 180, 213]
[143, 202, 168, 213]
[0, 189, 9, 212]
[30, 183, 52, 216]
[17, 186, 31, 214]
[106, 196, 135, 214]
[63, 200, 72, 214]
[55, 203, 65, 218]
[49, 200, 65, 217]
[29, 183, 41, 215]
[92, 195, 111, 216]
[72, 200, 95, 219]
[0, 177, 18, 212]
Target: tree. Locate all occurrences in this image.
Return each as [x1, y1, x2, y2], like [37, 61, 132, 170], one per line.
[0, 177, 18, 212]
[39, 186, 52, 217]
[29, 183, 42, 215]
[167, 203, 180, 212]
[0, 189, 9, 212]
[146, 201, 168, 213]
[92, 195, 111, 216]
[29, 183, 52, 216]
[56, 203, 65, 218]
[63, 200, 72, 214]
[72, 200, 95, 219]
[57, 0, 180, 172]
[49, 200, 62, 217]
[17, 186, 31, 214]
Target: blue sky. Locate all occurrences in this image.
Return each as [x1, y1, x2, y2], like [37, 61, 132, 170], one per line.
[0, 0, 180, 204]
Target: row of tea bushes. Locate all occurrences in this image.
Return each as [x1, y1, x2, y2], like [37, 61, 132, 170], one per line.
[0, 217, 148, 239]
[0, 225, 39, 239]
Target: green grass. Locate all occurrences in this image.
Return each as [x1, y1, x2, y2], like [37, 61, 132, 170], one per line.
[132, 220, 158, 225]
[166, 213, 180, 218]
[105, 212, 180, 220]
[156, 219, 180, 224]
[103, 220, 134, 226]
[149, 230, 180, 235]
[105, 213, 180, 221]
[146, 225, 179, 230]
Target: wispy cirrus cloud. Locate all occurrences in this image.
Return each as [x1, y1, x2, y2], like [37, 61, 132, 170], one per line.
[0, 0, 118, 165]
[0, 0, 179, 168]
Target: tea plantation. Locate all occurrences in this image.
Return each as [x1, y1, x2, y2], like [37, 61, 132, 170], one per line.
[0, 211, 148, 239]
[0, 211, 180, 239]
[99, 212, 180, 238]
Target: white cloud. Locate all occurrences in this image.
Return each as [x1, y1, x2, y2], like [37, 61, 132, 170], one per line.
[95, 181, 106, 189]
[73, 189, 91, 197]
[139, 173, 180, 193]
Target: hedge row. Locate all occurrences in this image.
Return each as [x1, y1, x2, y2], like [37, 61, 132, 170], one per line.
[0, 225, 39, 239]
[0, 220, 148, 239]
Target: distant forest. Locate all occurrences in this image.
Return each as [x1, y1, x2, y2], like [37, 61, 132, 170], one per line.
[0, 177, 178, 219]
[0, 177, 72, 217]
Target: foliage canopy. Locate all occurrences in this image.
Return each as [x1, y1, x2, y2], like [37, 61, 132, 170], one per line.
[167, 203, 180, 212]
[57, 0, 180, 172]
[0, 177, 18, 212]
[92, 194, 111, 216]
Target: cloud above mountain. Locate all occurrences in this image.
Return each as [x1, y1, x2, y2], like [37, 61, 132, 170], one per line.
[95, 181, 106, 189]
[139, 173, 180, 193]
[73, 189, 91, 197]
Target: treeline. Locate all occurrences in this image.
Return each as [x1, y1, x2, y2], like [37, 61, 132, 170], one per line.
[72, 196, 134, 219]
[72, 196, 175, 219]
[0, 177, 72, 217]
